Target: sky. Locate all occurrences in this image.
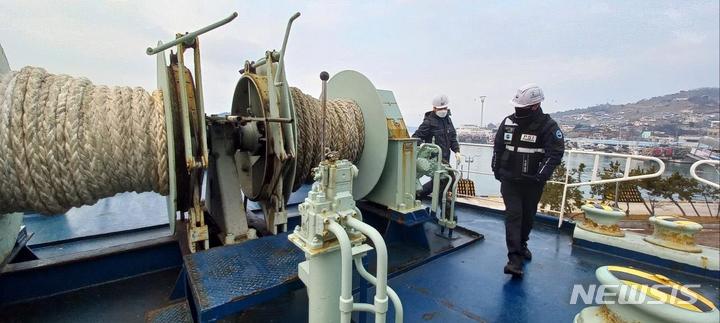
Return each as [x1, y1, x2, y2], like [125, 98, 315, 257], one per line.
[1, 1, 718, 127]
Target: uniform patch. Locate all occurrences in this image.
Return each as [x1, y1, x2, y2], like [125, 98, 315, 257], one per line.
[520, 134, 537, 143]
[504, 133, 513, 141]
[555, 129, 563, 139]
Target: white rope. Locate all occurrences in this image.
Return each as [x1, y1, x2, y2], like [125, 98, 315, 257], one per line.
[290, 87, 365, 190]
[0, 66, 168, 215]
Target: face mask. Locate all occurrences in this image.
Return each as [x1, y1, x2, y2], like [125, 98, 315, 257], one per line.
[514, 107, 531, 118]
[435, 110, 448, 118]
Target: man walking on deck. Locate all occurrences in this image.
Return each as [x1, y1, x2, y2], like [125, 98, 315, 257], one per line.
[412, 94, 463, 198]
[492, 84, 564, 278]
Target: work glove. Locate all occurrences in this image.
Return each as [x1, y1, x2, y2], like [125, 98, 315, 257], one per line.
[455, 152, 464, 164]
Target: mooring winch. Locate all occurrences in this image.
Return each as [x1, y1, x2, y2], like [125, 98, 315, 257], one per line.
[0, 11, 473, 323]
[0, 11, 461, 256]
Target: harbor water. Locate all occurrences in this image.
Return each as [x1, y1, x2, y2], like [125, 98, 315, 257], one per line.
[452, 143, 718, 197]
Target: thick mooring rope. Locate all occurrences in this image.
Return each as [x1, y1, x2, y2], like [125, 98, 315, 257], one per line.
[0, 66, 168, 215]
[290, 87, 365, 188]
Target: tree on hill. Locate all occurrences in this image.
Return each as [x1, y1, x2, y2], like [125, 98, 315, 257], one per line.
[670, 172, 702, 216]
[655, 172, 701, 217]
[629, 167, 653, 214]
[699, 184, 720, 217]
[539, 161, 585, 216]
[636, 166, 663, 216]
[589, 161, 640, 214]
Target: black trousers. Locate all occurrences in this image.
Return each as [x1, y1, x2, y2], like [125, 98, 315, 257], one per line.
[500, 180, 545, 265]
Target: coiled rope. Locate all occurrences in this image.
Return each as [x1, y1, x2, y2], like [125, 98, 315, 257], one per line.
[290, 87, 365, 188]
[0, 66, 168, 215]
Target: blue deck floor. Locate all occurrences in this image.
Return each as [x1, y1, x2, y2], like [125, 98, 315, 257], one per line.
[4, 194, 719, 323]
[383, 205, 719, 323]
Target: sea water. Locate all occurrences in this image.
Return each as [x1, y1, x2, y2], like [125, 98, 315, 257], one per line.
[453, 144, 717, 197]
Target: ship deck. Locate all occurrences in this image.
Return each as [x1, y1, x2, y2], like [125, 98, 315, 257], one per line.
[1, 193, 718, 323]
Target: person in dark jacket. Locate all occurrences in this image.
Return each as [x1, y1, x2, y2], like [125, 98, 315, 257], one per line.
[492, 83, 564, 278]
[412, 94, 462, 198]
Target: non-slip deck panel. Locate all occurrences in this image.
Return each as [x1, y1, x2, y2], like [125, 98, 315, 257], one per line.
[145, 299, 193, 323]
[184, 232, 304, 319]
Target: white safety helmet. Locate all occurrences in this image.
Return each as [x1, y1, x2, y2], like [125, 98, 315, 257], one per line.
[432, 94, 449, 109]
[510, 83, 544, 108]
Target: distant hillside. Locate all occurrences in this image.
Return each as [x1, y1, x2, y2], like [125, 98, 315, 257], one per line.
[552, 88, 719, 120]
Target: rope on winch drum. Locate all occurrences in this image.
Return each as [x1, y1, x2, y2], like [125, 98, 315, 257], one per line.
[290, 87, 365, 189]
[0, 67, 364, 214]
[0, 66, 168, 215]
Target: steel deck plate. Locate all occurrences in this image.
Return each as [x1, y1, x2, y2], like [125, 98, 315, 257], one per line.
[184, 232, 304, 321]
[145, 300, 193, 323]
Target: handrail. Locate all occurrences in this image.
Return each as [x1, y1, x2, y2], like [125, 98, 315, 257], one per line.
[457, 143, 666, 227]
[690, 160, 720, 189]
[554, 150, 665, 227]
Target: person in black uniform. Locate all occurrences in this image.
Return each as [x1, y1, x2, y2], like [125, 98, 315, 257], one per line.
[412, 94, 462, 198]
[492, 84, 564, 278]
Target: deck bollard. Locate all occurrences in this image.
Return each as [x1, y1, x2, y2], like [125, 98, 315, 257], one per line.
[577, 203, 626, 237]
[644, 216, 704, 253]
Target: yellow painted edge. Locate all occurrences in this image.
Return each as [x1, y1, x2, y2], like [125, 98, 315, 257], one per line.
[609, 266, 716, 311]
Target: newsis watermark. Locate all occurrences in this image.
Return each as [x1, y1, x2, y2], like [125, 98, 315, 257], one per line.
[569, 284, 702, 305]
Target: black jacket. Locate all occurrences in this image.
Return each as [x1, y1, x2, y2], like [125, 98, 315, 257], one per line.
[492, 108, 564, 183]
[412, 110, 460, 162]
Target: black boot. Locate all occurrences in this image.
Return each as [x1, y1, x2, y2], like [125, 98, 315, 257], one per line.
[504, 254, 524, 277]
[522, 247, 532, 261]
[504, 262, 524, 278]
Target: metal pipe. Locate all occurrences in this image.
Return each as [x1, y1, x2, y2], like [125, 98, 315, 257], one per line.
[449, 169, 460, 224]
[353, 303, 376, 313]
[354, 257, 403, 323]
[250, 52, 280, 69]
[327, 221, 353, 323]
[431, 171, 441, 217]
[557, 153, 572, 228]
[591, 154, 600, 182]
[320, 72, 329, 159]
[146, 12, 238, 55]
[176, 44, 194, 170]
[353, 206, 364, 222]
[274, 12, 301, 86]
[440, 172, 453, 224]
[690, 160, 720, 189]
[239, 116, 293, 123]
[346, 217, 388, 323]
[193, 43, 209, 167]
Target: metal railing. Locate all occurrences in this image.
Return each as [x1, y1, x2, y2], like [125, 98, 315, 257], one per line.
[456, 144, 666, 227]
[552, 150, 665, 227]
[690, 160, 720, 189]
[456, 143, 495, 179]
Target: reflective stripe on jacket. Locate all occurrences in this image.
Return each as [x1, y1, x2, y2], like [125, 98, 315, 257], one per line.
[492, 109, 564, 183]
